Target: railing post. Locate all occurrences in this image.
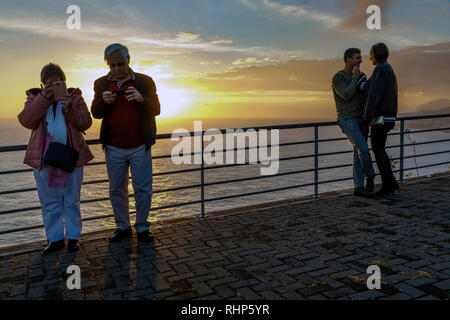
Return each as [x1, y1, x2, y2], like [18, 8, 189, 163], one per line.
[400, 119, 404, 184]
[314, 126, 320, 198]
[198, 130, 207, 221]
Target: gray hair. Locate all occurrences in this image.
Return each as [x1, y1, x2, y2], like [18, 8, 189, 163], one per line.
[104, 43, 130, 62]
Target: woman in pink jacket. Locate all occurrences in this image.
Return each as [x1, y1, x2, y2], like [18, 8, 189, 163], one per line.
[18, 63, 94, 254]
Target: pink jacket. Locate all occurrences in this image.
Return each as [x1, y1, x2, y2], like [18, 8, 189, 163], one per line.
[18, 88, 94, 170]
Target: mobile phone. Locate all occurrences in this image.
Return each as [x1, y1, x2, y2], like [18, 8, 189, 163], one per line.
[112, 88, 128, 96]
[52, 81, 67, 101]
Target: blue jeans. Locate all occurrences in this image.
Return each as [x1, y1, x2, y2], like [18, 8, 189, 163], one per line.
[337, 118, 375, 189]
[106, 145, 153, 233]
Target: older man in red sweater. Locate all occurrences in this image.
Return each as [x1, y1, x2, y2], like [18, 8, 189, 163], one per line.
[91, 43, 160, 243]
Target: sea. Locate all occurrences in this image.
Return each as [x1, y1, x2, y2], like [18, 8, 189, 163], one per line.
[1, 117, 449, 248]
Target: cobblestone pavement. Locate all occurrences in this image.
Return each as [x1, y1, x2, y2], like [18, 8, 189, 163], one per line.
[1, 173, 449, 300]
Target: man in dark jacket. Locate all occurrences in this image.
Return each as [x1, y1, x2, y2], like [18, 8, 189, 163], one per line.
[91, 43, 160, 242]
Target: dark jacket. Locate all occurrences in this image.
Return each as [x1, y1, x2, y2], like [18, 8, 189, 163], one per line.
[91, 70, 160, 151]
[362, 62, 398, 124]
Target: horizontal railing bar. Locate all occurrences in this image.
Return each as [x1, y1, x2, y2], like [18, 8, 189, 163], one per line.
[3, 148, 450, 196]
[396, 113, 450, 121]
[403, 127, 450, 134]
[5, 152, 448, 206]
[318, 137, 349, 143]
[204, 182, 317, 203]
[386, 138, 450, 150]
[0, 205, 42, 215]
[0, 224, 45, 236]
[317, 176, 354, 185]
[205, 158, 450, 204]
[390, 150, 450, 161]
[0, 168, 31, 175]
[0, 198, 204, 235]
[202, 154, 314, 171]
[0, 180, 205, 215]
[81, 199, 203, 223]
[85, 161, 106, 167]
[0, 187, 37, 196]
[318, 163, 353, 171]
[396, 161, 450, 172]
[2, 113, 450, 153]
[205, 159, 450, 194]
[2, 159, 449, 234]
[154, 167, 201, 176]
[2, 134, 448, 171]
[1, 113, 449, 237]
[1, 138, 448, 177]
[203, 168, 316, 187]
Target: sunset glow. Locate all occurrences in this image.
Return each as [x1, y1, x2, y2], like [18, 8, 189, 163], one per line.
[0, 0, 448, 124]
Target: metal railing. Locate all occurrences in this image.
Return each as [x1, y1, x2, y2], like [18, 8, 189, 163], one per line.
[1, 113, 449, 236]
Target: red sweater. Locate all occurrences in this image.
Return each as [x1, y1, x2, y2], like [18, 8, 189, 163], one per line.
[106, 80, 145, 148]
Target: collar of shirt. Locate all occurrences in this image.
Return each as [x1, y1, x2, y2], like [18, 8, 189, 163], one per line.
[107, 69, 136, 88]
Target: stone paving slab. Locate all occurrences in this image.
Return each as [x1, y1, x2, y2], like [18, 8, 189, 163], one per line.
[0, 173, 449, 300]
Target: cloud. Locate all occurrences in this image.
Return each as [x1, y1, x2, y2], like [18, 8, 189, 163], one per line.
[0, 9, 242, 55]
[238, 0, 342, 27]
[174, 42, 450, 104]
[200, 61, 221, 65]
[209, 39, 234, 45]
[175, 32, 201, 42]
[237, 0, 258, 9]
[124, 36, 246, 53]
[232, 57, 280, 65]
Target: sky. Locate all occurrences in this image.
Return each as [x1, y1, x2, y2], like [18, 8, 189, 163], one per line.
[0, 0, 449, 126]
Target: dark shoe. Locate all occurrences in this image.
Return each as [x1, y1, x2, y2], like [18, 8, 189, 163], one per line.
[373, 186, 394, 196]
[365, 176, 375, 193]
[42, 239, 65, 255]
[353, 187, 373, 197]
[393, 181, 400, 193]
[109, 228, 132, 242]
[67, 239, 79, 252]
[137, 230, 154, 243]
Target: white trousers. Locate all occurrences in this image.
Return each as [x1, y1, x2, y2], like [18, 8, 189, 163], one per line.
[33, 166, 84, 242]
[105, 145, 153, 233]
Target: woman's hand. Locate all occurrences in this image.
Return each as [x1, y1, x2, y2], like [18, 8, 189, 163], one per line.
[125, 86, 144, 103]
[61, 93, 73, 113]
[40, 83, 54, 100]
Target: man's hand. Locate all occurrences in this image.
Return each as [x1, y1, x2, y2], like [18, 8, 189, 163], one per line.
[352, 65, 361, 76]
[125, 86, 144, 103]
[61, 93, 73, 113]
[102, 91, 117, 104]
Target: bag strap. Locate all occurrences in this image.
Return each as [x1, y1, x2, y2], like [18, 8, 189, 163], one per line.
[64, 116, 74, 148]
[62, 102, 83, 153]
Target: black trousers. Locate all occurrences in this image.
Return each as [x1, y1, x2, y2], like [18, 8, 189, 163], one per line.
[370, 122, 398, 189]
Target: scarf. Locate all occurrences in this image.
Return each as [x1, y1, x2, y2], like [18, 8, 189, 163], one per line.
[40, 101, 72, 196]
